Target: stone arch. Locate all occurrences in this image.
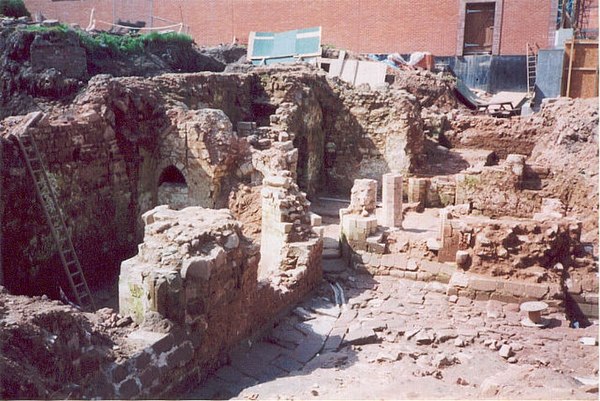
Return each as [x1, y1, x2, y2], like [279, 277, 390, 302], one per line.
[157, 164, 189, 210]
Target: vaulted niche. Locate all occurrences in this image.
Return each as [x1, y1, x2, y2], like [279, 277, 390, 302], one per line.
[157, 165, 189, 210]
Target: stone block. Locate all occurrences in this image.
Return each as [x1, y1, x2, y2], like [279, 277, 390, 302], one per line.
[349, 179, 378, 214]
[166, 341, 194, 368]
[344, 326, 378, 345]
[150, 333, 175, 354]
[522, 283, 549, 299]
[381, 173, 403, 228]
[391, 253, 407, 268]
[457, 288, 476, 299]
[134, 351, 152, 370]
[420, 260, 441, 276]
[310, 213, 322, 226]
[139, 366, 161, 387]
[489, 292, 519, 304]
[406, 258, 419, 271]
[469, 276, 498, 292]
[381, 254, 395, 268]
[181, 256, 214, 281]
[449, 272, 469, 288]
[118, 378, 141, 399]
[111, 363, 129, 383]
[475, 291, 490, 301]
[405, 271, 417, 280]
[366, 240, 386, 254]
[446, 286, 458, 296]
[264, 175, 292, 188]
[416, 271, 432, 282]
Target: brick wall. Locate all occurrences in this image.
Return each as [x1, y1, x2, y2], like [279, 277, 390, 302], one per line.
[24, 0, 557, 56]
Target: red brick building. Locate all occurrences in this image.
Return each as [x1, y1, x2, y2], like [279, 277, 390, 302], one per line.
[22, 0, 581, 56]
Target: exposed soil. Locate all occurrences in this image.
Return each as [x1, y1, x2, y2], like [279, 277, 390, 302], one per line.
[0, 21, 244, 119]
[228, 184, 263, 242]
[0, 288, 137, 399]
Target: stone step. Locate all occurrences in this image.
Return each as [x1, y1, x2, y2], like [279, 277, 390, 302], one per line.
[322, 259, 346, 273]
[323, 248, 341, 259]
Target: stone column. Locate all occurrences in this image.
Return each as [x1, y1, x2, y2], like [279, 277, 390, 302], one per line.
[348, 179, 378, 215]
[381, 173, 403, 228]
[408, 177, 429, 206]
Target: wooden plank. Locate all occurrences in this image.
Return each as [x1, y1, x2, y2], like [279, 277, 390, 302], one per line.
[566, 40, 575, 97]
[564, 40, 599, 98]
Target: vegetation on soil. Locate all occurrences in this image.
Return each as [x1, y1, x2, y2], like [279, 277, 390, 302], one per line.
[24, 23, 193, 56]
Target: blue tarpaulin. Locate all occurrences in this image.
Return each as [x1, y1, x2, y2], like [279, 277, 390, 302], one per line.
[248, 27, 322, 65]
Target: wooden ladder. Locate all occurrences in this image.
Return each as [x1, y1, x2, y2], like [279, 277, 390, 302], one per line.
[9, 112, 96, 312]
[526, 43, 539, 97]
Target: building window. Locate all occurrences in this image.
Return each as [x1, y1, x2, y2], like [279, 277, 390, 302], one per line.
[457, 0, 504, 56]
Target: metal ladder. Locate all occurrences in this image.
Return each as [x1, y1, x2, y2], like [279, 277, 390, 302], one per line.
[526, 43, 538, 97]
[9, 112, 96, 312]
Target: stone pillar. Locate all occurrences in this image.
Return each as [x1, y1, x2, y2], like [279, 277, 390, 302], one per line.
[258, 175, 293, 279]
[348, 179, 378, 215]
[340, 179, 379, 257]
[407, 177, 429, 206]
[381, 173, 403, 228]
[438, 211, 460, 263]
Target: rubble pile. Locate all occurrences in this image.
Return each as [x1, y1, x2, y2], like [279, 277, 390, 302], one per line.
[528, 98, 599, 245]
[0, 289, 134, 399]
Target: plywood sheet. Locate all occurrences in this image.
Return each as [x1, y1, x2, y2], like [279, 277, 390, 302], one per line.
[248, 27, 321, 65]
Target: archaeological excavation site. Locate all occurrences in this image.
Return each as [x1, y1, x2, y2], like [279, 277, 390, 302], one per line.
[0, 0, 598, 399]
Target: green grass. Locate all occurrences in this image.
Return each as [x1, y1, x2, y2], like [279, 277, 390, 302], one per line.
[23, 23, 69, 33]
[22, 24, 193, 56]
[79, 31, 193, 55]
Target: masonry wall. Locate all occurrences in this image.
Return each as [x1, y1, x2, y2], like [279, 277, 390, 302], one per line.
[24, 0, 556, 56]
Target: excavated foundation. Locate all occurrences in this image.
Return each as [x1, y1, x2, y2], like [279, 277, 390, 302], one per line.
[0, 34, 597, 400]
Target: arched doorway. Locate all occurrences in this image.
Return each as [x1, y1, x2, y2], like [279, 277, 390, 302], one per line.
[157, 165, 189, 210]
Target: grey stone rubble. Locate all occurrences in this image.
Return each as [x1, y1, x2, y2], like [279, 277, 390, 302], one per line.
[185, 269, 599, 400]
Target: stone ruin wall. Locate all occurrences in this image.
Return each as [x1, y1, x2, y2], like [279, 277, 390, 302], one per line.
[339, 176, 597, 318]
[401, 153, 546, 218]
[0, 75, 247, 294]
[260, 69, 425, 195]
[113, 187, 322, 398]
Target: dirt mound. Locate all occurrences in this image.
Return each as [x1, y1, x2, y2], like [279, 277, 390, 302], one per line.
[528, 98, 599, 244]
[443, 113, 539, 158]
[443, 97, 598, 245]
[390, 69, 461, 110]
[0, 289, 133, 399]
[0, 22, 225, 119]
[199, 43, 247, 65]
